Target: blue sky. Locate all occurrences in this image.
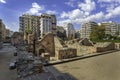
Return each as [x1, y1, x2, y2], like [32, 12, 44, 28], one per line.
[0, 0, 120, 31]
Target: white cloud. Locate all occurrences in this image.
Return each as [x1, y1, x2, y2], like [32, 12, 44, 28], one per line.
[83, 12, 104, 22]
[46, 10, 57, 14]
[26, 2, 57, 15]
[59, 11, 104, 26]
[58, 19, 72, 26]
[99, 0, 120, 11]
[61, 9, 85, 19]
[65, 0, 76, 7]
[78, 0, 96, 15]
[0, 0, 6, 3]
[58, 5, 120, 26]
[26, 2, 44, 15]
[105, 6, 120, 19]
[98, 0, 120, 3]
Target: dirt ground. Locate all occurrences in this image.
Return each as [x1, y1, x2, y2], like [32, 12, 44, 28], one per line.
[0, 44, 17, 80]
[47, 51, 120, 80]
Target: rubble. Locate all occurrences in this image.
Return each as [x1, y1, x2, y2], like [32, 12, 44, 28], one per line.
[13, 46, 57, 80]
[13, 46, 43, 79]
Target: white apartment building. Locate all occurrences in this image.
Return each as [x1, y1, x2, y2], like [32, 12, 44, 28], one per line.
[19, 13, 57, 39]
[64, 23, 75, 40]
[100, 21, 119, 36]
[80, 21, 98, 39]
[40, 14, 52, 38]
[40, 13, 56, 38]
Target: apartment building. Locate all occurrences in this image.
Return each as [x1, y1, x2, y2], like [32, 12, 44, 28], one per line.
[40, 13, 56, 38]
[19, 14, 40, 42]
[100, 21, 119, 36]
[19, 14, 37, 34]
[80, 21, 98, 39]
[64, 23, 75, 40]
[19, 13, 57, 39]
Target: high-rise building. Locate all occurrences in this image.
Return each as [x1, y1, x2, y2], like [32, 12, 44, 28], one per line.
[19, 14, 41, 42]
[100, 21, 119, 36]
[50, 14, 57, 35]
[80, 21, 98, 39]
[40, 13, 56, 38]
[64, 23, 75, 40]
[19, 14, 39, 33]
[19, 13, 57, 39]
[118, 24, 120, 36]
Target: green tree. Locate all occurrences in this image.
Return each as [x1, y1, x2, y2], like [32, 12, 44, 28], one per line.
[90, 25, 105, 41]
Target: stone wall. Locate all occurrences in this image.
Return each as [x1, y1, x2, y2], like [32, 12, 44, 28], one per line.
[28, 34, 34, 45]
[41, 53, 50, 62]
[115, 43, 120, 50]
[35, 33, 78, 60]
[56, 48, 77, 60]
[35, 33, 117, 60]
[67, 42, 116, 55]
[67, 43, 96, 55]
[79, 38, 94, 46]
[54, 37, 64, 55]
[96, 42, 115, 52]
[36, 33, 55, 56]
[66, 38, 94, 46]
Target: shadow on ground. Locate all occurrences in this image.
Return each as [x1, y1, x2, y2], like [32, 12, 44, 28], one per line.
[46, 66, 78, 80]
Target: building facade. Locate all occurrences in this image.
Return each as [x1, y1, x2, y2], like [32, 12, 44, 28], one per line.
[19, 14, 41, 42]
[0, 19, 3, 48]
[0, 19, 2, 42]
[80, 21, 98, 39]
[19, 14, 40, 34]
[75, 30, 80, 39]
[6, 29, 10, 37]
[0, 19, 7, 41]
[19, 13, 57, 40]
[19, 14, 32, 34]
[64, 23, 75, 40]
[100, 21, 119, 36]
[40, 13, 56, 38]
[0, 19, 13, 43]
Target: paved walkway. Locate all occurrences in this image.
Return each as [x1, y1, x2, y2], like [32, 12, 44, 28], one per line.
[47, 51, 120, 80]
[0, 44, 17, 80]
